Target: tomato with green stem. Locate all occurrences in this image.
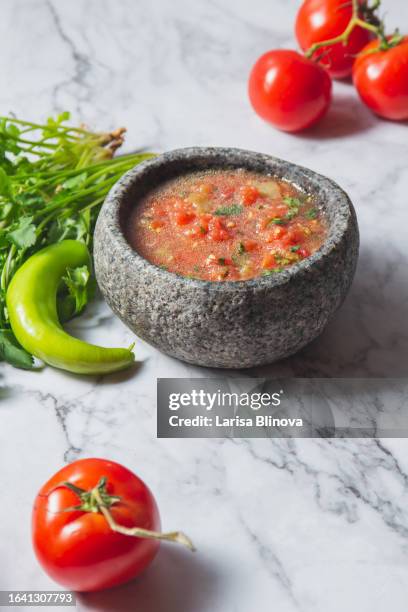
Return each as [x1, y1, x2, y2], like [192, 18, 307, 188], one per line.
[295, 0, 377, 79]
[248, 50, 332, 132]
[352, 36, 408, 120]
[32, 458, 194, 592]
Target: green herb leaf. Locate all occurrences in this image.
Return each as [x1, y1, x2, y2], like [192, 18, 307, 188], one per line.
[0, 330, 34, 369]
[61, 265, 92, 317]
[0, 112, 154, 341]
[306, 208, 318, 219]
[14, 193, 45, 208]
[6, 123, 20, 139]
[0, 168, 11, 197]
[214, 204, 243, 216]
[274, 253, 291, 265]
[267, 217, 287, 226]
[284, 197, 302, 209]
[0, 232, 8, 249]
[290, 245, 300, 253]
[57, 111, 71, 123]
[61, 172, 88, 191]
[283, 197, 301, 220]
[237, 242, 246, 255]
[262, 269, 281, 276]
[218, 258, 227, 265]
[0, 201, 13, 222]
[8, 216, 37, 249]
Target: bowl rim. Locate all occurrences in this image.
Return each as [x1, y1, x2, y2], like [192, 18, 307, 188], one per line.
[97, 146, 356, 293]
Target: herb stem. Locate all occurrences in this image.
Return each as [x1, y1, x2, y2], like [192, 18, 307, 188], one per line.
[0, 116, 90, 135]
[0, 113, 155, 351]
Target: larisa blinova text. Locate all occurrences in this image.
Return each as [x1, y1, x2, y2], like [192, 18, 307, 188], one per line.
[169, 415, 304, 427]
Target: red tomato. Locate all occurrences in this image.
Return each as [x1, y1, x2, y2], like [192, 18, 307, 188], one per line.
[174, 211, 196, 226]
[151, 219, 165, 230]
[208, 217, 230, 241]
[298, 248, 310, 258]
[262, 253, 277, 269]
[243, 239, 258, 252]
[284, 227, 305, 245]
[248, 50, 332, 132]
[32, 458, 161, 592]
[187, 214, 212, 238]
[352, 37, 408, 121]
[239, 185, 259, 205]
[267, 226, 288, 241]
[295, 0, 372, 79]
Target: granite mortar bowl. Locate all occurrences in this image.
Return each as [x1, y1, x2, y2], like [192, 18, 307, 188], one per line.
[94, 147, 359, 368]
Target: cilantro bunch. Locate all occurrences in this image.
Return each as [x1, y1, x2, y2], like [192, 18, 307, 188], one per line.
[0, 113, 154, 368]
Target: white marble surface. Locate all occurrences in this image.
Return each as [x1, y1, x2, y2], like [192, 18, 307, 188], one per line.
[1, 0, 408, 610]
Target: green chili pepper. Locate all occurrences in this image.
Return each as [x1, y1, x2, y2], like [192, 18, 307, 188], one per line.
[6, 240, 135, 375]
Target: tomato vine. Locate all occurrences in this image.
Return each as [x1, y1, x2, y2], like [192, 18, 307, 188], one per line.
[304, 0, 403, 61]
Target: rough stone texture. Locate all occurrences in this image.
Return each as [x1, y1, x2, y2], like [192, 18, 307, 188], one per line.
[94, 147, 359, 368]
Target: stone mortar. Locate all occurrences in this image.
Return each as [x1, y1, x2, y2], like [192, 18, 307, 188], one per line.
[94, 147, 359, 368]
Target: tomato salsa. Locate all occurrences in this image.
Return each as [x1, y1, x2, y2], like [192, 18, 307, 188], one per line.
[128, 169, 327, 281]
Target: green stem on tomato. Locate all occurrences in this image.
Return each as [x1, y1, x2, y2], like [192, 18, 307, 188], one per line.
[62, 478, 195, 552]
[304, 0, 400, 60]
[353, 17, 382, 36]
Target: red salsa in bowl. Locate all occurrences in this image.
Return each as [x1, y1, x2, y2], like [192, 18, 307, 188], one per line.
[128, 169, 327, 281]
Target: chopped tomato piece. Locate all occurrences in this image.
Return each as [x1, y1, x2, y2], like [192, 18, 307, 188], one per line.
[208, 217, 230, 242]
[298, 248, 310, 258]
[240, 185, 260, 205]
[266, 226, 288, 242]
[217, 257, 233, 266]
[151, 219, 165, 230]
[175, 211, 196, 226]
[262, 253, 277, 269]
[188, 214, 212, 236]
[243, 240, 257, 252]
[282, 227, 305, 245]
